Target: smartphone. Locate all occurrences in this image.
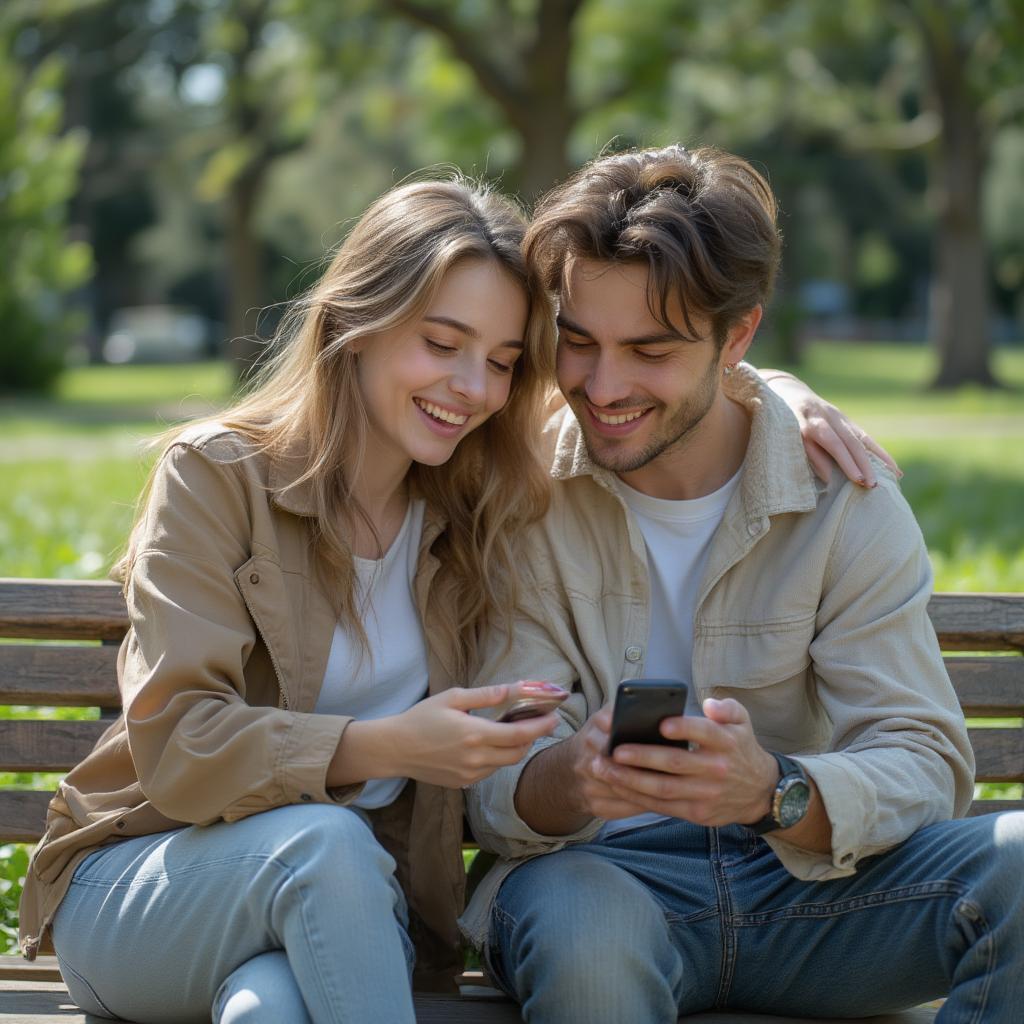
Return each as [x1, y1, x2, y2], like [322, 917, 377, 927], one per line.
[472, 682, 570, 723]
[607, 678, 689, 753]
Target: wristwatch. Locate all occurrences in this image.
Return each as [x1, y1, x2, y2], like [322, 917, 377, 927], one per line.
[747, 752, 811, 835]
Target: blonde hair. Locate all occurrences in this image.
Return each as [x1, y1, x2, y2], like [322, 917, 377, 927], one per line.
[121, 177, 556, 679]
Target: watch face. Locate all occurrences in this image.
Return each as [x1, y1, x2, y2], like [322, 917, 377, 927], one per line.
[777, 778, 811, 828]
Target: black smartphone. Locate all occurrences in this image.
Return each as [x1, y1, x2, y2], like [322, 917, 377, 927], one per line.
[607, 678, 689, 754]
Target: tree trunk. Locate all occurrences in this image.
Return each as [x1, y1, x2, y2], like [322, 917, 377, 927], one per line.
[514, 107, 575, 206]
[928, 108, 993, 388]
[919, 7, 996, 389]
[225, 167, 268, 386]
[512, 0, 578, 205]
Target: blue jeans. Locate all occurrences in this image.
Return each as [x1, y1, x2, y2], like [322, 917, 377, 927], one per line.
[487, 813, 1024, 1024]
[51, 803, 416, 1023]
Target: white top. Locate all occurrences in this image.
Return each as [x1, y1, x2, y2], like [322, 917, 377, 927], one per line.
[598, 469, 741, 839]
[314, 499, 429, 809]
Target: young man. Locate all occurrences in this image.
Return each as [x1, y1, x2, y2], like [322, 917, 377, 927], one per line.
[463, 146, 1023, 1022]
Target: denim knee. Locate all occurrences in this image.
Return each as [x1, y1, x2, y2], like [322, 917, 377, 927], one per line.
[214, 950, 311, 1024]
[255, 804, 404, 932]
[492, 851, 681, 1023]
[267, 804, 396, 880]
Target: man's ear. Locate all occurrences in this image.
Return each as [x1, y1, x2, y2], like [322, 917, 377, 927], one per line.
[722, 306, 762, 368]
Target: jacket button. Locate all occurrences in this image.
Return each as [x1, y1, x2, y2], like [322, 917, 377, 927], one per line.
[625, 645, 643, 663]
[747, 521, 762, 537]
[115, 819, 126, 830]
[299, 793, 312, 802]
[249, 572, 260, 584]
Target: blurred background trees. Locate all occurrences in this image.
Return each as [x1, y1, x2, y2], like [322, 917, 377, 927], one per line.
[2, 0, 1021, 390]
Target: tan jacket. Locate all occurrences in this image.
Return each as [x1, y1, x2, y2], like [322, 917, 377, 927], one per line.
[462, 367, 975, 945]
[20, 429, 467, 991]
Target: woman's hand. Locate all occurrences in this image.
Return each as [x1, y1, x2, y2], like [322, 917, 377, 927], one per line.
[761, 371, 900, 487]
[329, 684, 559, 791]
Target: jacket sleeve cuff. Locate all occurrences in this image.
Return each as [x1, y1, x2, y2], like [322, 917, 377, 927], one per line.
[278, 712, 366, 806]
[471, 736, 603, 857]
[764, 753, 876, 880]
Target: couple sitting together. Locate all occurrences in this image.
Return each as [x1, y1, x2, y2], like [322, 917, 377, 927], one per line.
[19, 143, 1023, 1023]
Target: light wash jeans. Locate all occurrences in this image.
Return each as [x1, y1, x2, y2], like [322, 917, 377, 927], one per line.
[487, 813, 1024, 1024]
[50, 803, 416, 1023]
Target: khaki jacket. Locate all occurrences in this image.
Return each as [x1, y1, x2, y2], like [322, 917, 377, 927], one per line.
[462, 367, 975, 945]
[20, 429, 467, 991]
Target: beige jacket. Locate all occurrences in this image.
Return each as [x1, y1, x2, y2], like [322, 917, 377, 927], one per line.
[462, 367, 975, 945]
[20, 429, 467, 991]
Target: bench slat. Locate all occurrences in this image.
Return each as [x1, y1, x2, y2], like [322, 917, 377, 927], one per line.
[0, 645, 121, 707]
[968, 728, 1024, 782]
[0, 791, 53, 843]
[945, 657, 1024, 716]
[1, 582, 1022, 649]
[927, 593, 1024, 651]
[0, 721, 107, 772]
[0, 580, 128, 641]
[0, 651, 1018, 716]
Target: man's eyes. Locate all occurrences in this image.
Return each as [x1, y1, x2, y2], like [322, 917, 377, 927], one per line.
[559, 335, 592, 350]
[560, 335, 671, 362]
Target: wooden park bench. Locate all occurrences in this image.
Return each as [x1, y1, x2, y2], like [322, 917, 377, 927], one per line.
[1, 578, 1021, 1024]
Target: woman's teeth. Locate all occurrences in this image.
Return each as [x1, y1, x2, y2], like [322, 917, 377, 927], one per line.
[416, 399, 468, 425]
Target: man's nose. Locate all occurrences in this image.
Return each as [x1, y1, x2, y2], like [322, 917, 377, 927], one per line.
[584, 354, 632, 408]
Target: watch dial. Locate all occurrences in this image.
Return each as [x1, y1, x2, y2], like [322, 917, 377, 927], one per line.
[778, 780, 811, 828]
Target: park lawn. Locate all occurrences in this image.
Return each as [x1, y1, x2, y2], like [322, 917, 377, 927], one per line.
[2, 342, 1021, 588]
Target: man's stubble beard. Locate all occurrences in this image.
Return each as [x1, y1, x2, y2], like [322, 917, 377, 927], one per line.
[575, 356, 721, 475]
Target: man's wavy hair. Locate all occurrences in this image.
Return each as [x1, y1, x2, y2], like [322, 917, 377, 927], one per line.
[526, 145, 782, 347]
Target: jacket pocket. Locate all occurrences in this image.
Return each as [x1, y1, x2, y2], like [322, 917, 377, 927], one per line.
[694, 615, 830, 753]
[695, 612, 815, 690]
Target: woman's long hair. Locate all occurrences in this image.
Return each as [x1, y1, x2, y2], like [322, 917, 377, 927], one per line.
[119, 177, 556, 680]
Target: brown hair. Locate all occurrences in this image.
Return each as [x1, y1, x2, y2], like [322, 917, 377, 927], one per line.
[120, 176, 556, 679]
[526, 144, 781, 346]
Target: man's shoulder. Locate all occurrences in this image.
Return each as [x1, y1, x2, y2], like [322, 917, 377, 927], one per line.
[787, 457, 927, 581]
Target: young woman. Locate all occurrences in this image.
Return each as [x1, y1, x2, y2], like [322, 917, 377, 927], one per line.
[18, 176, 891, 1024]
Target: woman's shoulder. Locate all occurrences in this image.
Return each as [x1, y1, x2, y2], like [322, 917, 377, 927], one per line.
[169, 422, 261, 462]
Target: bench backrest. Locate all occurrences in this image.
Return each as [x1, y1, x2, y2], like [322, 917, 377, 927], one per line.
[1, 580, 1022, 843]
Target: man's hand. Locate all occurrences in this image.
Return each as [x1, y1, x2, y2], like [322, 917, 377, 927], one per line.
[590, 697, 779, 827]
[564, 706, 651, 821]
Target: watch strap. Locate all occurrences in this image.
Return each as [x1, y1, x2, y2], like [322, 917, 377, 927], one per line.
[747, 751, 808, 836]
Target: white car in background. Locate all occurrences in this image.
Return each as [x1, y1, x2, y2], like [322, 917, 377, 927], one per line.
[102, 307, 212, 364]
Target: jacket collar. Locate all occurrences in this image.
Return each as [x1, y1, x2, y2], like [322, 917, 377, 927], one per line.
[267, 440, 319, 518]
[547, 362, 820, 521]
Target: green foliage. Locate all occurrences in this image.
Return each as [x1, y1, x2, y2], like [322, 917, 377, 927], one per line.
[0, 843, 29, 952]
[0, 28, 91, 393]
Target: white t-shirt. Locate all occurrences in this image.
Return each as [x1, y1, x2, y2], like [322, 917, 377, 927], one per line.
[313, 499, 429, 809]
[598, 470, 741, 839]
